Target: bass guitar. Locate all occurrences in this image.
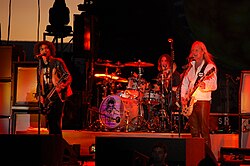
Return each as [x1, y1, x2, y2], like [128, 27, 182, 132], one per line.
[182, 67, 215, 117]
[41, 73, 69, 114]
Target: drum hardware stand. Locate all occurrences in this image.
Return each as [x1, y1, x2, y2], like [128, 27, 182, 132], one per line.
[127, 60, 150, 132]
[119, 108, 131, 132]
[158, 73, 171, 132]
[144, 100, 160, 132]
[86, 107, 107, 131]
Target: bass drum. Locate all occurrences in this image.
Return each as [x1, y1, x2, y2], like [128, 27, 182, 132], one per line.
[99, 95, 139, 129]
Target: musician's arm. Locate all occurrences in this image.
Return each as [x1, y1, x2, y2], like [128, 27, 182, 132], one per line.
[201, 65, 217, 92]
[55, 59, 72, 91]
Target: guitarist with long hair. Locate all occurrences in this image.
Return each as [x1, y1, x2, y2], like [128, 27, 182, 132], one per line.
[34, 40, 73, 135]
[180, 41, 217, 149]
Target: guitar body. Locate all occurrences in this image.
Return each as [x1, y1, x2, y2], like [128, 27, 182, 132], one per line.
[182, 96, 196, 117]
[40, 73, 69, 115]
[181, 67, 215, 118]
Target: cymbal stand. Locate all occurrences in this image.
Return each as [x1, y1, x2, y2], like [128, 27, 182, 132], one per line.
[128, 60, 149, 132]
[137, 61, 143, 117]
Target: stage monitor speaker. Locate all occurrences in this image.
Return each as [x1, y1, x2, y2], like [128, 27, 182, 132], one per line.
[12, 62, 38, 107]
[239, 70, 250, 148]
[239, 70, 250, 114]
[241, 115, 250, 148]
[0, 134, 79, 165]
[0, 46, 12, 79]
[241, 126, 250, 148]
[0, 118, 10, 134]
[95, 136, 206, 166]
[0, 82, 11, 115]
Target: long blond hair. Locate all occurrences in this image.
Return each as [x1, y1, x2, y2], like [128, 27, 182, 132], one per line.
[188, 41, 215, 65]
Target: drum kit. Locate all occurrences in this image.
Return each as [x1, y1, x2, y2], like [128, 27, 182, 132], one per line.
[88, 59, 176, 132]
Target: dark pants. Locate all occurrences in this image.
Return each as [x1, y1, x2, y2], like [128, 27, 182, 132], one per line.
[46, 96, 64, 135]
[189, 100, 211, 148]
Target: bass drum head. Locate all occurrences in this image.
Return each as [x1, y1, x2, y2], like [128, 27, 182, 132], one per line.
[99, 95, 125, 129]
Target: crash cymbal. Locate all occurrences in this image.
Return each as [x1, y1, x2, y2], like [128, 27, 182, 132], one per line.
[124, 61, 154, 67]
[94, 73, 120, 80]
[95, 62, 118, 68]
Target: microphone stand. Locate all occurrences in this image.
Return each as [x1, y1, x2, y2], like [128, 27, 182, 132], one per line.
[177, 60, 193, 136]
[37, 57, 42, 135]
[169, 40, 174, 132]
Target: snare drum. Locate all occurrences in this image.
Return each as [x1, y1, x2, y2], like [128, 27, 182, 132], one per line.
[99, 95, 140, 129]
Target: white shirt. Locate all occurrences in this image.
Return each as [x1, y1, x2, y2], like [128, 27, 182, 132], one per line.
[181, 60, 217, 101]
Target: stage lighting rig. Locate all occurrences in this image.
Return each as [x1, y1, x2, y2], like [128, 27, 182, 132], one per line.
[46, 0, 72, 35]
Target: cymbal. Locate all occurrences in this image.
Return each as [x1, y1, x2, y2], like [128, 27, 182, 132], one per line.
[124, 61, 154, 67]
[95, 62, 118, 68]
[96, 58, 112, 63]
[94, 73, 120, 80]
[116, 77, 128, 83]
[114, 61, 125, 68]
[95, 61, 125, 68]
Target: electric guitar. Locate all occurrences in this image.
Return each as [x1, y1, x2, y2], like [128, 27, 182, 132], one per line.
[41, 73, 69, 114]
[182, 67, 215, 117]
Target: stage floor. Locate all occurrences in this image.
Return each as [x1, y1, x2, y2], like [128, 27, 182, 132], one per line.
[17, 127, 239, 163]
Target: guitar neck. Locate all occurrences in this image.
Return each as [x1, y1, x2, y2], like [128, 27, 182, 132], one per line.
[45, 73, 68, 100]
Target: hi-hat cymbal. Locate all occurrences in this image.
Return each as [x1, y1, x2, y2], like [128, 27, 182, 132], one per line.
[116, 77, 128, 83]
[124, 61, 154, 67]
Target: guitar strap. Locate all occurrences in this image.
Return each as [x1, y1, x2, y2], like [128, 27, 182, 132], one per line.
[194, 61, 208, 87]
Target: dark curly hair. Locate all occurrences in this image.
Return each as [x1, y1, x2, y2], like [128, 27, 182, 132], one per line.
[33, 40, 56, 57]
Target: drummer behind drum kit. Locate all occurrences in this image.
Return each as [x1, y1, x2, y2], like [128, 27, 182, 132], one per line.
[89, 59, 176, 132]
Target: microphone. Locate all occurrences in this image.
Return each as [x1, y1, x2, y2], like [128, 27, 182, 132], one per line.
[34, 53, 45, 59]
[182, 64, 190, 70]
[168, 38, 173, 43]
[182, 61, 194, 70]
[188, 57, 194, 61]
